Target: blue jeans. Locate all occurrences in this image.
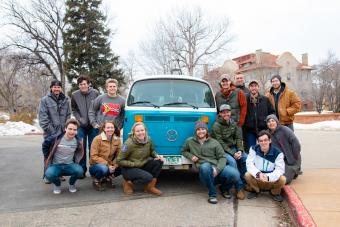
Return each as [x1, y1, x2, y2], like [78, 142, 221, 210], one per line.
[77, 127, 99, 173]
[45, 163, 83, 186]
[199, 162, 241, 197]
[245, 131, 257, 152]
[89, 164, 121, 180]
[225, 152, 248, 187]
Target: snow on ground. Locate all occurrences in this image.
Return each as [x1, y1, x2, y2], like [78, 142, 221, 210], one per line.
[0, 121, 41, 136]
[295, 121, 340, 131]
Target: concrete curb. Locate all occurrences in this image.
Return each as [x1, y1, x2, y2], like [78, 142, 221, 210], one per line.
[24, 132, 43, 135]
[283, 185, 317, 227]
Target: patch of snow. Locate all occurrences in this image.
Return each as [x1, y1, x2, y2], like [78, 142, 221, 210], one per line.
[296, 111, 334, 115]
[0, 121, 41, 136]
[0, 112, 10, 121]
[295, 121, 340, 131]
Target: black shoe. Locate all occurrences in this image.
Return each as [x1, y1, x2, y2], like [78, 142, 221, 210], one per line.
[208, 197, 218, 204]
[221, 190, 232, 199]
[247, 191, 258, 199]
[271, 193, 283, 202]
[79, 174, 86, 179]
[92, 180, 105, 191]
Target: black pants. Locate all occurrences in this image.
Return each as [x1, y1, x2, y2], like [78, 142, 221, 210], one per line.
[122, 159, 163, 184]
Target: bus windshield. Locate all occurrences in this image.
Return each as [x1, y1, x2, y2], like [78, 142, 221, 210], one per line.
[127, 79, 215, 108]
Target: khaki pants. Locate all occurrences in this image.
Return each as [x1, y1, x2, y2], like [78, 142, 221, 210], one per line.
[244, 172, 286, 195]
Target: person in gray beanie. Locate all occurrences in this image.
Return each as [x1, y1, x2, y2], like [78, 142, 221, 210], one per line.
[266, 114, 302, 184]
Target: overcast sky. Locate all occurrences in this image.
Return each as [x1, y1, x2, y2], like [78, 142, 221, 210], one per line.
[105, 0, 340, 66]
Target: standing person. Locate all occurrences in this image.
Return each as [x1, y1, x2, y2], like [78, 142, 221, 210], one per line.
[89, 78, 125, 131]
[71, 76, 99, 177]
[266, 75, 301, 131]
[245, 130, 286, 202]
[211, 104, 247, 192]
[43, 119, 84, 194]
[117, 122, 164, 196]
[266, 114, 302, 184]
[89, 120, 121, 191]
[182, 121, 245, 204]
[215, 74, 247, 129]
[234, 73, 250, 95]
[39, 79, 71, 183]
[244, 80, 275, 150]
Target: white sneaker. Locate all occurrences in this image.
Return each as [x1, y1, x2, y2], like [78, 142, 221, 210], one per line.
[53, 185, 61, 194]
[69, 184, 77, 193]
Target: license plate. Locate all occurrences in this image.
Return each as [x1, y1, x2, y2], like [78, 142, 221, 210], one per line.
[164, 155, 182, 165]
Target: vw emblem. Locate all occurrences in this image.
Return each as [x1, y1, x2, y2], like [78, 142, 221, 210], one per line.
[167, 129, 178, 142]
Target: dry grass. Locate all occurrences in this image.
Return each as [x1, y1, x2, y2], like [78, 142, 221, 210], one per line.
[9, 111, 37, 125]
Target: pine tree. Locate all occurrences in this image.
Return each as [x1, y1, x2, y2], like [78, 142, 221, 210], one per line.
[63, 0, 125, 91]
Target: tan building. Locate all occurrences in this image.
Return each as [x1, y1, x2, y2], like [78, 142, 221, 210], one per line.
[203, 50, 314, 110]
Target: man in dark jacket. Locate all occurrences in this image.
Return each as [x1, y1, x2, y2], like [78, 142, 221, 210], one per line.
[266, 114, 301, 184]
[43, 119, 84, 194]
[244, 80, 275, 151]
[182, 121, 244, 204]
[71, 76, 99, 176]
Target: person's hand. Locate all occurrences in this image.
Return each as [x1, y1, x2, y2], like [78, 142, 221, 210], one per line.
[259, 173, 268, 182]
[212, 167, 218, 177]
[233, 151, 242, 160]
[154, 155, 165, 162]
[191, 155, 199, 163]
[94, 124, 100, 129]
[109, 165, 116, 173]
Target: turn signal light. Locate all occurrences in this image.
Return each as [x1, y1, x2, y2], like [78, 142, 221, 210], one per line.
[134, 115, 143, 122]
[201, 116, 209, 123]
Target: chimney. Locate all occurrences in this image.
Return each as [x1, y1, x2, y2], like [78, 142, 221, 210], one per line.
[203, 64, 208, 78]
[302, 53, 308, 65]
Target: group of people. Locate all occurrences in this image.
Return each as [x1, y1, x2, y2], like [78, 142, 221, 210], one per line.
[38, 73, 302, 205]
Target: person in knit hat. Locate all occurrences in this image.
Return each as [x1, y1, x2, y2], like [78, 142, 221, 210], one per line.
[266, 74, 301, 131]
[182, 120, 244, 204]
[215, 74, 247, 130]
[266, 114, 302, 184]
[39, 79, 71, 183]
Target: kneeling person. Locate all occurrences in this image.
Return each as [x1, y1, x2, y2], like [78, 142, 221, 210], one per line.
[117, 122, 164, 196]
[182, 121, 244, 204]
[43, 119, 84, 194]
[245, 130, 286, 202]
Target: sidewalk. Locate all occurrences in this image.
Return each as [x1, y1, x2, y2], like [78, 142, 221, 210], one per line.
[284, 169, 340, 227]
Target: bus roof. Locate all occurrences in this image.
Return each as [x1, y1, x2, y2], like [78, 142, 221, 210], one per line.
[132, 75, 209, 84]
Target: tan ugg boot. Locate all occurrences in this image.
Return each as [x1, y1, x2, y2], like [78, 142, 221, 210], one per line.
[144, 178, 162, 196]
[123, 180, 134, 195]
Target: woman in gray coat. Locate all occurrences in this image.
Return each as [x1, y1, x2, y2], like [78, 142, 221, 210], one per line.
[266, 114, 301, 184]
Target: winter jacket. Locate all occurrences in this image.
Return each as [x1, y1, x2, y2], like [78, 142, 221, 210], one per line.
[246, 144, 285, 182]
[117, 135, 158, 168]
[38, 92, 71, 138]
[71, 88, 99, 128]
[268, 125, 301, 166]
[89, 132, 121, 167]
[266, 83, 301, 125]
[181, 136, 226, 173]
[215, 85, 247, 126]
[211, 116, 244, 155]
[42, 133, 84, 176]
[244, 94, 275, 133]
[88, 94, 125, 129]
[237, 84, 250, 95]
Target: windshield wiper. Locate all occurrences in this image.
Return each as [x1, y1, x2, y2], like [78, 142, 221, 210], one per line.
[129, 101, 160, 108]
[163, 102, 198, 109]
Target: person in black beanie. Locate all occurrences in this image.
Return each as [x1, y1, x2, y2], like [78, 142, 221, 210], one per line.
[266, 74, 301, 131]
[39, 79, 71, 183]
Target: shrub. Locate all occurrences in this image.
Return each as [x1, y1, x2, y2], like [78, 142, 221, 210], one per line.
[10, 110, 37, 125]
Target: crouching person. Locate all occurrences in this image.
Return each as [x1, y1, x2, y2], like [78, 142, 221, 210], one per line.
[89, 121, 121, 191]
[117, 122, 164, 196]
[43, 119, 84, 194]
[182, 121, 243, 204]
[245, 130, 286, 202]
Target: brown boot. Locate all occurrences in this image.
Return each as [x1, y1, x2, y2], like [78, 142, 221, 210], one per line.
[236, 189, 246, 200]
[144, 178, 162, 196]
[123, 180, 134, 195]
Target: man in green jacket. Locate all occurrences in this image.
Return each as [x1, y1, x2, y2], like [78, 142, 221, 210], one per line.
[182, 121, 244, 204]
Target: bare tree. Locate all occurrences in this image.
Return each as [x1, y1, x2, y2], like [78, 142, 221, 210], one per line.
[1, 0, 65, 90]
[139, 6, 233, 76]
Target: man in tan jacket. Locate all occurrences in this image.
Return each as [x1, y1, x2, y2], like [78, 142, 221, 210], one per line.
[266, 75, 301, 131]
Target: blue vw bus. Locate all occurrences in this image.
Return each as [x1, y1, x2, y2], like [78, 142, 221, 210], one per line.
[123, 75, 217, 169]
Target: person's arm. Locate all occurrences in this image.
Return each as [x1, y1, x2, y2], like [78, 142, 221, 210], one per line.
[149, 139, 158, 158]
[181, 139, 194, 160]
[116, 143, 136, 167]
[88, 96, 101, 128]
[235, 125, 244, 152]
[110, 139, 121, 167]
[287, 91, 301, 116]
[211, 124, 234, 155]
[246, 147, 260, 178]
[287, 128, 301, 158]
[266, 153, 285, 182]
[66, 98, 71, 120]
[71, 94, 81, 121]
[266, 97, 275, 115]
[238, 90, 247, 127]
[215, 142, 227, 173]
[38, 98, 53, 134]
[116, 98, 125, 129]
[90, 137, 109, 165]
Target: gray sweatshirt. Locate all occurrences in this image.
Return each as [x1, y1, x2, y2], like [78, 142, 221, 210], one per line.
[89, 94, 125, 129]
[71, 87, 99, 128]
